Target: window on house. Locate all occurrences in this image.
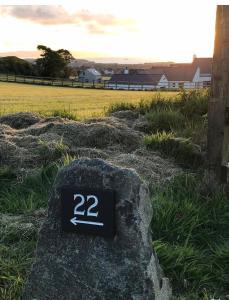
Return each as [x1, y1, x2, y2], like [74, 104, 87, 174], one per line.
[203, 81, 211, 87]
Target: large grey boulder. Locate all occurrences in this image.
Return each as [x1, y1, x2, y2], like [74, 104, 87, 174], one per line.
[23, 159, 171, 300]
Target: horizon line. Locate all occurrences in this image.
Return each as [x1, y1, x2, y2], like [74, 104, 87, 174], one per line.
[0, 50, 212, 64]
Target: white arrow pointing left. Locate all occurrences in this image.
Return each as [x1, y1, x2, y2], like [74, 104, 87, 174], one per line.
[70, 217, 78, 225]
[70, 217, 104, 227]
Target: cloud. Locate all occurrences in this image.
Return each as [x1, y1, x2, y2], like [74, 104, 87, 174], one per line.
[76, 10, 128, 26]
[0, 5, 135, 34]
[0, 5, 77, 25]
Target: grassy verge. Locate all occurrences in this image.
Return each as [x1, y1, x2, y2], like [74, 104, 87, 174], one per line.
[0, 163, 60, 299]
[108, 89, 209, 168]
[0, 164, 59, 214]
[144, 132, 203, 168]
[152, 174, 229, 299]
[0, 222, 37, 300]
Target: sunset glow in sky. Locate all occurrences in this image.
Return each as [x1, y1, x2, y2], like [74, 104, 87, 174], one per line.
[0, 0, 225, 63]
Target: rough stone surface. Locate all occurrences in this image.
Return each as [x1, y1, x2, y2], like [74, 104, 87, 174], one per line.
[23, 159, 172, 300]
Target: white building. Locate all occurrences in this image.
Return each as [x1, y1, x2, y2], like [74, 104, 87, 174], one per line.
[78, 68, 102, 83]
[107, 57, 212, 90]
[161, 57, 212, 89]
[106, 73, 168, 90]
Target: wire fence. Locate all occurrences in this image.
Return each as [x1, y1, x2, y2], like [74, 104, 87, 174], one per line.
[0, 73, 211, 91]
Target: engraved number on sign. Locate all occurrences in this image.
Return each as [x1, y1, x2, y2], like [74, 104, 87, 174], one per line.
[74, 194, 99, 217]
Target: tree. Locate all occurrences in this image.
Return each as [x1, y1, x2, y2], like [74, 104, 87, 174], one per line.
[36, 45, 74, 78]
[0, 56, 34, 75]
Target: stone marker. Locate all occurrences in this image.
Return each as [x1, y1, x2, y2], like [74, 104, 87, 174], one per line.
[23, 159, 171, 300]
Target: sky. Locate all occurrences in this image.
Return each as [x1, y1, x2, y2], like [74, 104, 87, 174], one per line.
[0, 1, 228, 63]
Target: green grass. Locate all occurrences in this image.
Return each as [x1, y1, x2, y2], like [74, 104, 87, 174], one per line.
[152, 174, 229, 299]
[108, 89, 209, 167]
[0, 82, 177, 119]
[145, 110, 186, 133]
[144, 132, 203, 168]
[0, 155, 79, 299]
[108, 89, 208, 130]
[0, 163, 59, 214]
[0, 223, 37, 300]
[51, 109, 79, 121]
[107, 89, 208, 116]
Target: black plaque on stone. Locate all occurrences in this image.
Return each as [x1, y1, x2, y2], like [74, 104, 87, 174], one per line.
[61, 187, 115, 237]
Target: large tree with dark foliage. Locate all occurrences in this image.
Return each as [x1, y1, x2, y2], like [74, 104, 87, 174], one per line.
[0, 56, 34, 75]
[36, 45, 73, 77]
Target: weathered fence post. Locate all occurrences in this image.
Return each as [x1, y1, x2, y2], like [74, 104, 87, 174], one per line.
[23, 159, 171, 300]
[208, 5, 229, 183]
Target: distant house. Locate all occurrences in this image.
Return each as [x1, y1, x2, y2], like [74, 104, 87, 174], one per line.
[192, 57, 212, 87]
[107, 73, 168, 90]
[78, 68, 102, 83]
[107, 57, 212, 90]
[155, 57, 212, 89]
[103, 69, 114, 75]
[161, 64, 198, 89]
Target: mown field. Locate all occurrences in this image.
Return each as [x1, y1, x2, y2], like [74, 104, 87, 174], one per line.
[0, 82, 177, 119]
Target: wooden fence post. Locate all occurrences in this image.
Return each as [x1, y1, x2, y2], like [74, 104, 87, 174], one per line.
[208, 5, 229, 183]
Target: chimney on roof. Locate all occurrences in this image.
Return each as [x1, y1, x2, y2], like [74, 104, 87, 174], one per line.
[123, 67, 129, 75]
[193, 54, 197, 62]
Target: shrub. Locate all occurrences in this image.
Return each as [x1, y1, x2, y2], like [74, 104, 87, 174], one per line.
[146, 109, 186, 132]
[51, 109, 78, 121]
[106, 102, 137, 114]
[107, 96, 175, 115]
[144, 132, 203, 168]
[178, 89, 209, 118]
[37, 137, 69, 165]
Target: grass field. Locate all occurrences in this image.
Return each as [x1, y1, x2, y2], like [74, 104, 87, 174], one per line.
[0, 82, 177, 119]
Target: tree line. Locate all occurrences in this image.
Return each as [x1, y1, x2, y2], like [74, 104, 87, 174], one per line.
[0, 45, 74, 78]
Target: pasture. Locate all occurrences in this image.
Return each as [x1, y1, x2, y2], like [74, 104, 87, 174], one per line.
[0, 82, 177, 119]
